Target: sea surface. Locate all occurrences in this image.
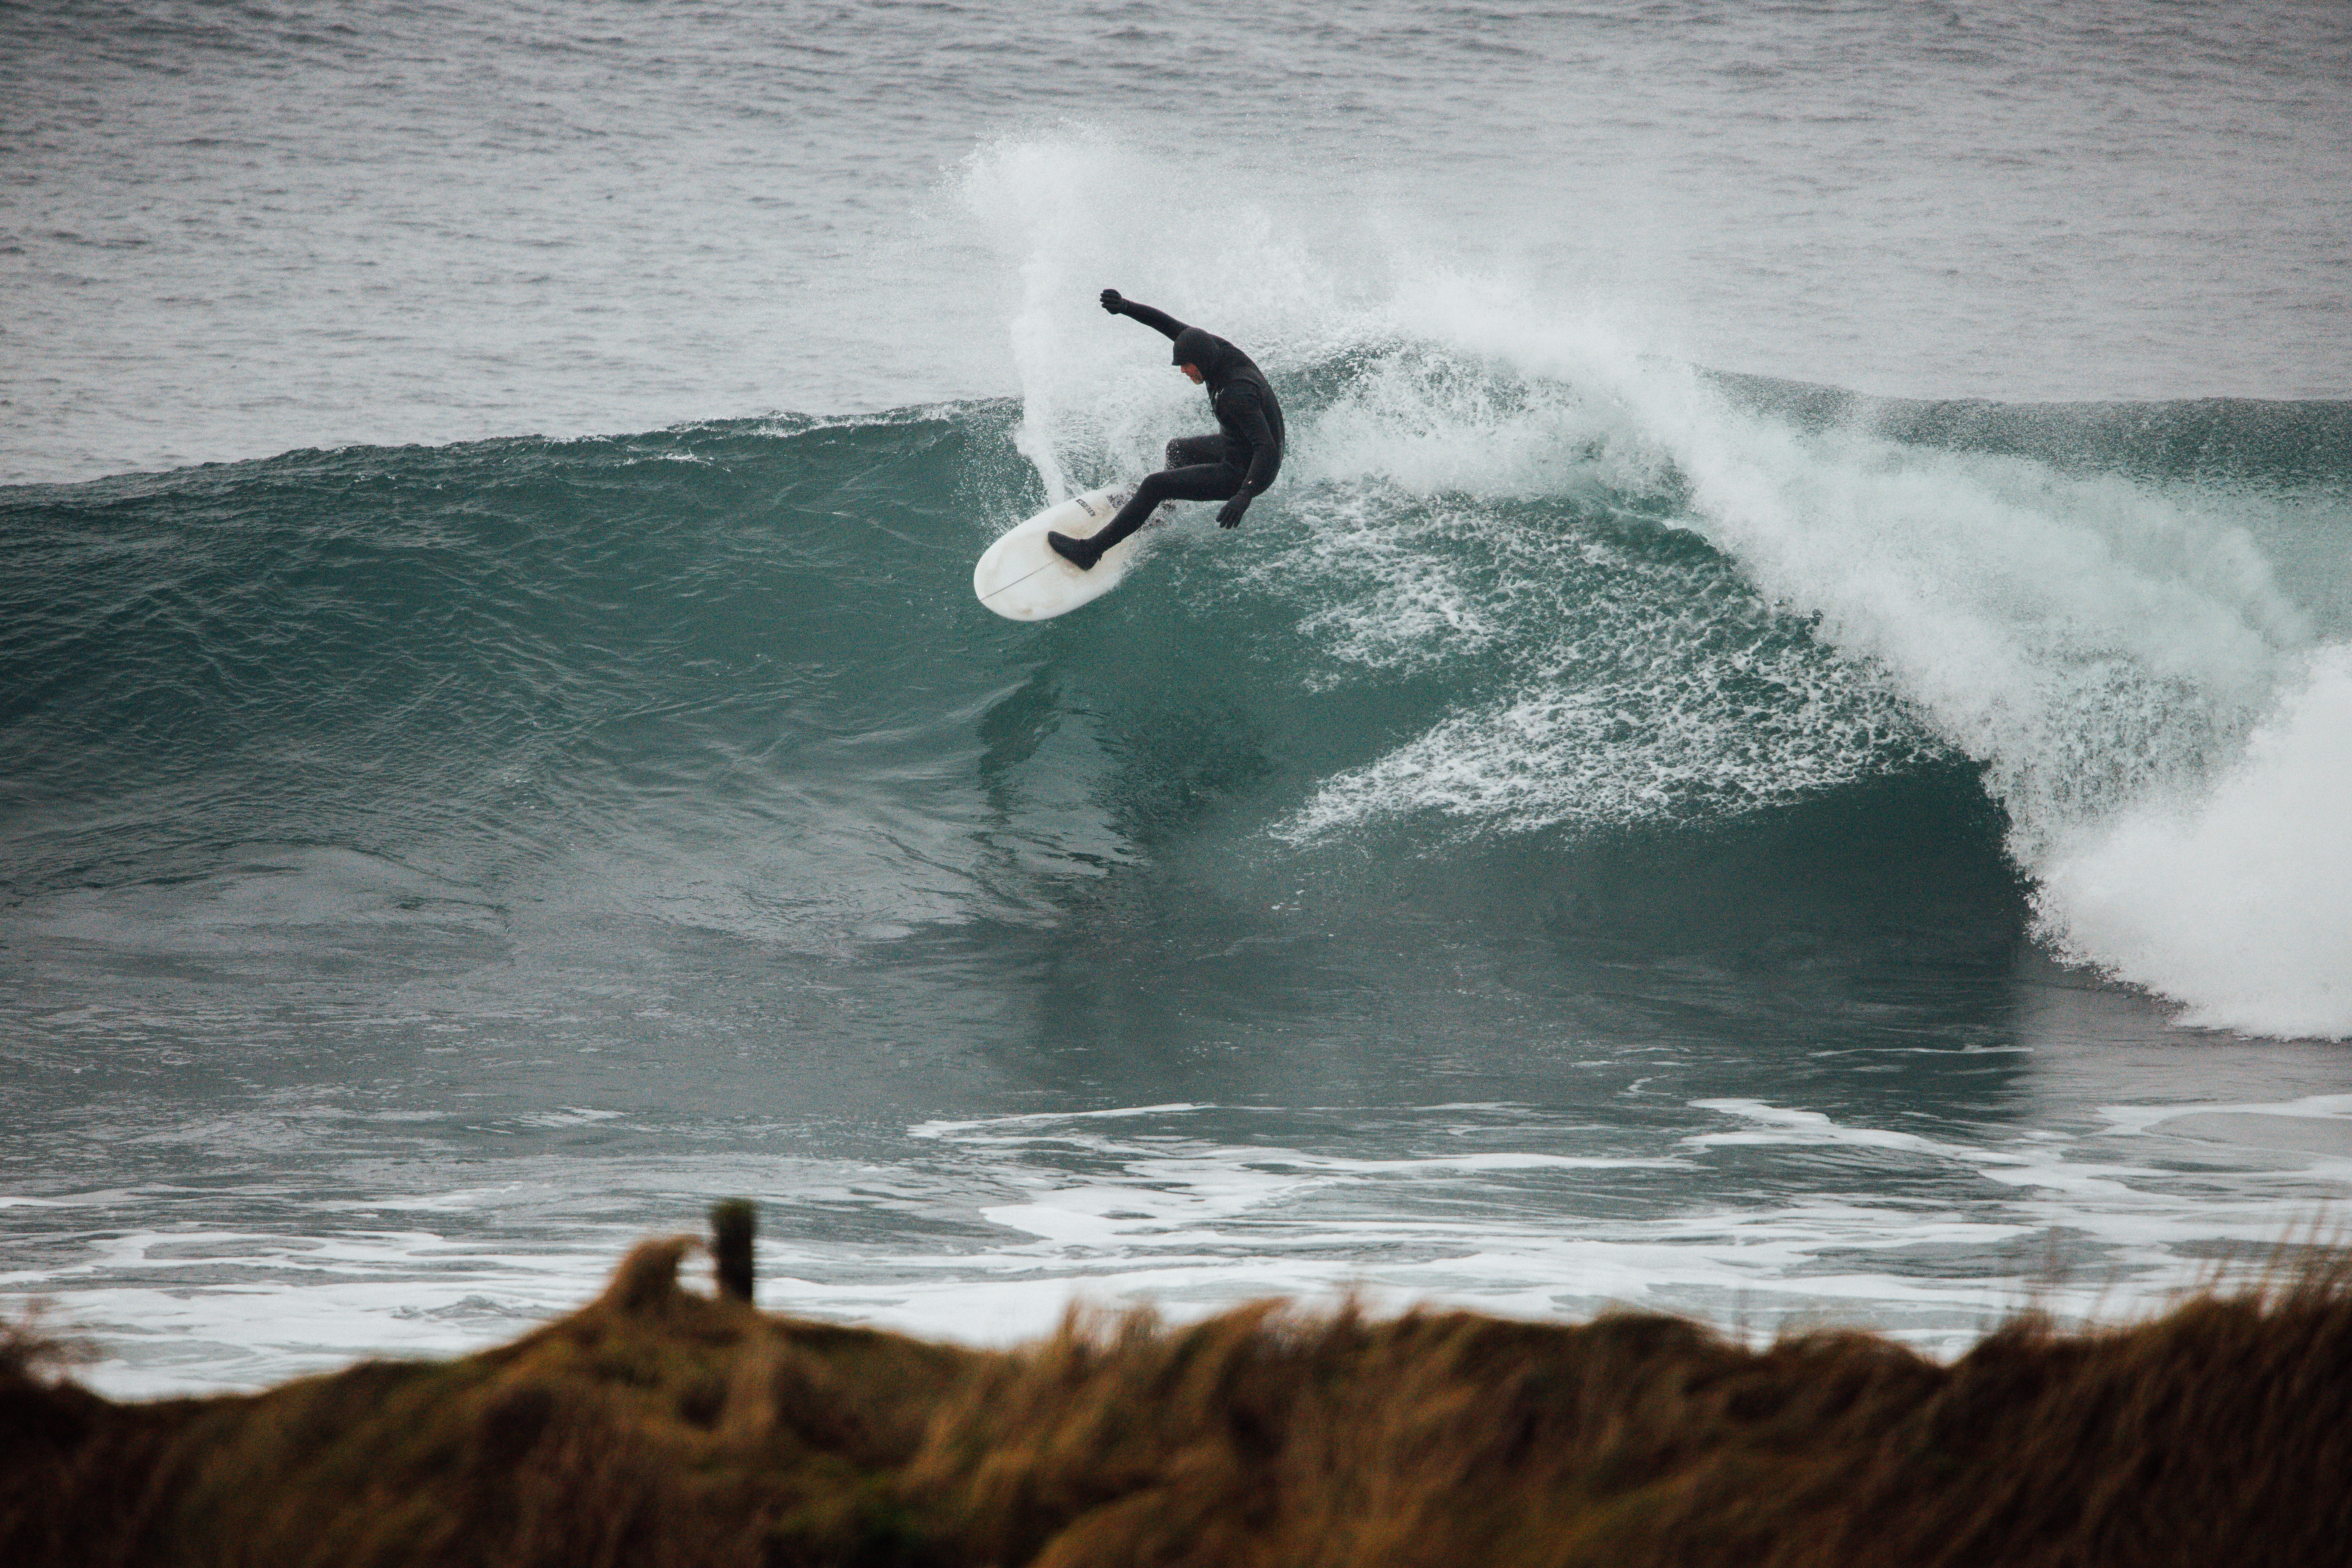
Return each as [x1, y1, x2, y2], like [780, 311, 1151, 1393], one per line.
[4, 0, 2350, 1396]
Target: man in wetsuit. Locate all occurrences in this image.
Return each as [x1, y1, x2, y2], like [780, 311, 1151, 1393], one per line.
[1047, 289, 1285, 570]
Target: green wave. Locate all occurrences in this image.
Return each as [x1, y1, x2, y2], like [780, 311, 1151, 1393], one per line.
[3, 377, 2341, 983]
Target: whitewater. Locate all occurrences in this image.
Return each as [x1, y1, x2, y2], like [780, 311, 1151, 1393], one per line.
[4, 0, 2350, 1395]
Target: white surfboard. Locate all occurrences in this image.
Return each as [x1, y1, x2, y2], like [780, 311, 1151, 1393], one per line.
[973, 485, 1164, 622]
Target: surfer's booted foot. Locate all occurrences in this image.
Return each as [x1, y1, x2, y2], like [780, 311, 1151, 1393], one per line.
[1047, 531, 1102, 570]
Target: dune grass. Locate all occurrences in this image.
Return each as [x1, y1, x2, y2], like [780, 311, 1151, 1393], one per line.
[5, 1223, 2347, 1566]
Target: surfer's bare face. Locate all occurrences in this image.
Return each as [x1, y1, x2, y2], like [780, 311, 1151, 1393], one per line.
[1179, 363, 1205, 384]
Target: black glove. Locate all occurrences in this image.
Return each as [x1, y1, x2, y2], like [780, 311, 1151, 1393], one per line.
[1216, 491, 1251, 528]
[1099, 288, 1125, 315]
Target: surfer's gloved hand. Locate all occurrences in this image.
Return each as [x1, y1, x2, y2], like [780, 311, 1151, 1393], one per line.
[1216, 491, 1251, 528]
[1099, 288, 1125, 315]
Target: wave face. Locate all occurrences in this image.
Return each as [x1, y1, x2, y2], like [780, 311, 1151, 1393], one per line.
[5, 354, 2346, 1040]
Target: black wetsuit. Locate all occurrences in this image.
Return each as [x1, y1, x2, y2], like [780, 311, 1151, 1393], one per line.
[1054, 294, 1285, 567]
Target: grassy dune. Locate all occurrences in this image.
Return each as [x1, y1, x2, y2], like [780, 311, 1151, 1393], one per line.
[5, 1217, 2348, 1567]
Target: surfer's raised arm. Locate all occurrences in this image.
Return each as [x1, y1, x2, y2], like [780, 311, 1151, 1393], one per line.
[1045, 288, 1288, 573]
[1099, 289, 1187, 340]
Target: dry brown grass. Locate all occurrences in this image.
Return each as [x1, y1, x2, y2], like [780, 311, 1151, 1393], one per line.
[5, 1233, 2348, 1567]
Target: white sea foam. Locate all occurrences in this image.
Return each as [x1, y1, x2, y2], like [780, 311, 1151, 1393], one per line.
[14, 1097, 2351, 1398]
[2035, 646, 2352, 1039]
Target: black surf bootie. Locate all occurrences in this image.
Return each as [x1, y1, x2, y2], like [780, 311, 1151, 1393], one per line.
[1047, 531, 1101, 570]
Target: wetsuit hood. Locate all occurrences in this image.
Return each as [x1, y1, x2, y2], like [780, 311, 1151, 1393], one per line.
[1171, 325, 1245, 383]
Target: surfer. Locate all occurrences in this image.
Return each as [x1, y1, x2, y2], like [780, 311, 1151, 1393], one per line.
[1046, 289, 1286, 571]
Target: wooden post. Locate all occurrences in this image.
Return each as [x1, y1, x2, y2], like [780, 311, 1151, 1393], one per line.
[709, 1199, 756, 1303]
